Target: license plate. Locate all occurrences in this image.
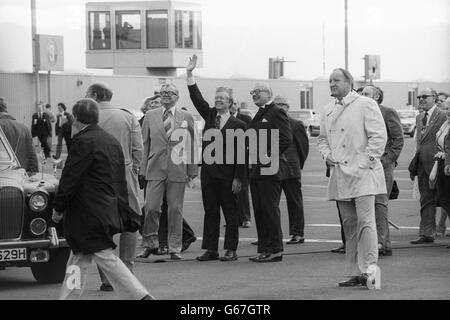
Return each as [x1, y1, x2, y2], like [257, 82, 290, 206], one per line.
[0, 248, 27, 262]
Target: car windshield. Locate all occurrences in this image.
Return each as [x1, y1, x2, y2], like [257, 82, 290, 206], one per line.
[398, 111, 416, 119]
[0, 137, 13, 162]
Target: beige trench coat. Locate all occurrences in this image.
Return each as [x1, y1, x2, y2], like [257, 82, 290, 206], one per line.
[317, 91, 387, 200]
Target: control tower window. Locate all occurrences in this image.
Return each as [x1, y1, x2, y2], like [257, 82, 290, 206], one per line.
[146, 10, 168, 49]
[116, 11, 141, 49]
[89, 11, 111, 50]
[175, 10, 202, 49]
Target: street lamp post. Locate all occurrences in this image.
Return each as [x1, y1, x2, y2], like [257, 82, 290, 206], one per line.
[344, 0, 348, 70]
[31, 0, 40, 107]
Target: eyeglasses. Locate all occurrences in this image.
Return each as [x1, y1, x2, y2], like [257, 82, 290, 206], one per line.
[160, 91, 178, 97]
[250, 89, 269, 96]
[417, 95, 433, 100]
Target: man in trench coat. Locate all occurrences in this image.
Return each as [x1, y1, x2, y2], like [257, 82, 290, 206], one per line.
[318, 68, 387, 288]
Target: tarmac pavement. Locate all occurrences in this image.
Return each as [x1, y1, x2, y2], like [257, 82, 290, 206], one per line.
[0, 136, 448, 300]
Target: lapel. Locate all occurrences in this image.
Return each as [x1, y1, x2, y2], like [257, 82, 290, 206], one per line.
[328, 93, 359, 127]
[420, 108, 441, 143]
[221, 114, 234, 132]
[155, 107, 169, 142]
[173, 107, 184, 130]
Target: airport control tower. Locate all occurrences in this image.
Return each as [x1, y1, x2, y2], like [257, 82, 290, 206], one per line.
[86, 1, 203, 76]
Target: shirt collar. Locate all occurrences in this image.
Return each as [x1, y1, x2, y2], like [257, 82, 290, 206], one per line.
[426, 105, 437, 117]
[335, 90, 358, 106]
[162, 106, 176, 115]
[260, 100, 273, 109]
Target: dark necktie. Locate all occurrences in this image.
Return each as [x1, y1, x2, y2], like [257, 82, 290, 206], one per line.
[422, 112, 428, 127]
[215, 115, 221, 129]
[163, 109, 172, 135]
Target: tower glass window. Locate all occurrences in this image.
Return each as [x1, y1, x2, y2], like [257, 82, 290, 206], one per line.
[175, 10, 202, 49]
[88, 11, 111, 50]
[146, 10, 168, 48]
[115, 11, 141, 49]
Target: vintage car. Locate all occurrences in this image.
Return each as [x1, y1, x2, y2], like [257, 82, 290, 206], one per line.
[0, 127, 70, 283]
[288, 109, 321, 137]
[397, 109, 419, 137]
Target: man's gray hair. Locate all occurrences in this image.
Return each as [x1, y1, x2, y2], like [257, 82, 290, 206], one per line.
[333, 68, 354, 89]
[87, 82, 113, 102]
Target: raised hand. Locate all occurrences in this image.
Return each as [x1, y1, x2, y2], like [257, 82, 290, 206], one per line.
[187, 54, 198, 72]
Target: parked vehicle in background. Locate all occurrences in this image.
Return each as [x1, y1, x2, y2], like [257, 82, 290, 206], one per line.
[0, 127, 70, 283]
[397, 109, 419, 137]
[288, 109, 321, 137]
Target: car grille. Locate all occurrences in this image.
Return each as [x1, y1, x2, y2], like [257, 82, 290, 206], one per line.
[0, 187, 24, 240]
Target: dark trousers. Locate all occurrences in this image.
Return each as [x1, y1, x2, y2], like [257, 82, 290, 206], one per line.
[37, 133, 51, 158]
[200, 169, 239, 252]
[337, 202, 346, 245]
[55, 131, 72, 159]
[281, 178, 305, 237]
[237, 178, 251, 224]
[141, 181, 195, 245]
[250, 179, 283, 254]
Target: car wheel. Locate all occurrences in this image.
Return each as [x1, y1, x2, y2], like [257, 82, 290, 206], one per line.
[30, 247, 70, 284]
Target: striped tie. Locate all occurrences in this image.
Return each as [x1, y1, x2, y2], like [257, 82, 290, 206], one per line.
[163, 109, 172, 136]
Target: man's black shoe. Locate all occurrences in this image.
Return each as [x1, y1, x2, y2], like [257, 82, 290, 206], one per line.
[338, 276, 361, 287]
[331, 244, 346, 254]
[249, 252, 282, 263]
[220, 250, 238, 261]
[196, 250, 219, 261]
[286, 235, 305, 244]
[181, 237, 197, 252]
[136, 247, 158, 258]
[410, 236, 434, 244]
[100, 283, 114, 292]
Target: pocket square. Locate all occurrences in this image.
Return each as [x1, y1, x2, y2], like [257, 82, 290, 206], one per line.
[262, 118, 268, 123]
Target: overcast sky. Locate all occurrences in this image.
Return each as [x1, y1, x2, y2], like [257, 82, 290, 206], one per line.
[0, 0, 449, 81]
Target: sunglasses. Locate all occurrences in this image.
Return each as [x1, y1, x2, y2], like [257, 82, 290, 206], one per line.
[250, 89, 269, 96]
[160, 91, 178, 97]
[417, 95, 433, 100]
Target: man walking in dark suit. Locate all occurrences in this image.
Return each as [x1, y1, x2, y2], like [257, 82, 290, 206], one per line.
[409, 88, 447, 244]
[52, 98, 153, 300]
[362, 85, 404, 256]
[230, 100, 252, 228]
[186, 55, 246, 262]
[31, 103, 52, 158]
[247, 83, 292, 263]
[273, 96, 309, 244]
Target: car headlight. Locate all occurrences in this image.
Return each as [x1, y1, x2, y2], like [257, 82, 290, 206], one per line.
[29, 191, 49, 212]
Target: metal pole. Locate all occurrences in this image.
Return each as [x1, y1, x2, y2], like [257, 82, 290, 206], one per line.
[31, 0, 40, 107]
[47, 70, 51, 106]
[344, 0, 348, 70]
[322, 23, 326, 76]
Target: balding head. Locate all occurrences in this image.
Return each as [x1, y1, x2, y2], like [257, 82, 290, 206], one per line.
[251, 82, 273, 107]
[273, 95, 290, 112]
[418, 88, 438, 111]
[86, 82, 113, 102]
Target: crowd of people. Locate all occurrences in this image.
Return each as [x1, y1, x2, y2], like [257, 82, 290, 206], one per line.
[0, 55, 449, 298]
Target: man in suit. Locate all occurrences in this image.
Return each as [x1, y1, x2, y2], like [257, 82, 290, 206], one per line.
[52, 98, 153, 300]
[186, 55, 246, 261]
[0, 97, 38, 174]
[44, 103, 56, 153]
[31, 103, 52, 159]
[408, 88, 447, 244]
[138, 94, 197, 254]
[53, 102, 73, 160]
[247, 83, 292, 263]
[362, 85, 404, 256]
[139, 83, 198, 260]
[318, 68, 387, 288]
[230, 99, 252, 228]
[273, 95, 309, 244]
[85, 83, 143, 291]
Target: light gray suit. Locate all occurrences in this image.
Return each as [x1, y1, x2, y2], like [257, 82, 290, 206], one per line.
[409, 106, 446, 237]
[141, 106, 198, 254]
[97, 101, 143, 278]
